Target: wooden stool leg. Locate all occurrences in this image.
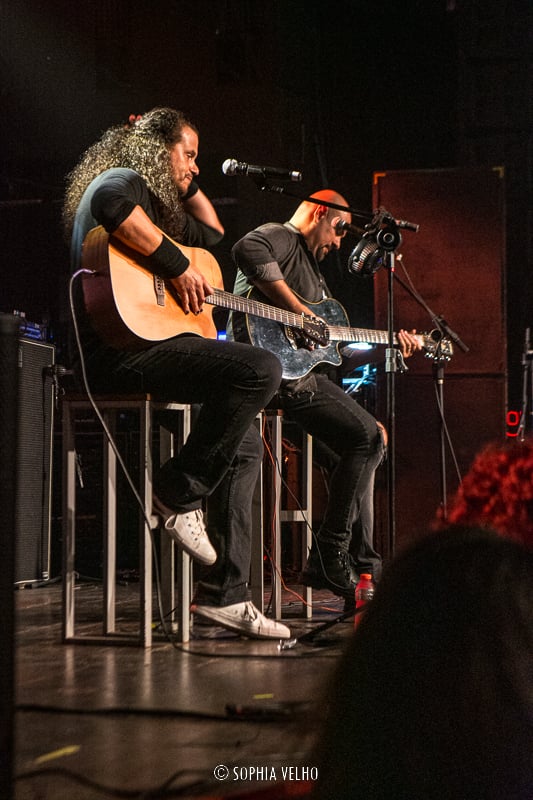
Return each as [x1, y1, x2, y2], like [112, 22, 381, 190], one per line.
[250, 467, 265, 612]
[177, 406, 192, 643]
[177, 552, 192, 642]
[139, 399, 153, 648]
[155, 403, 192, 644]
[62, 401, 76, 642]
[103, 408, 117, 635]
[159, 427, 175, 635]
[262, 411, 314, 621]
[271, 413, 283, 619]
[301, 433, 313, 619]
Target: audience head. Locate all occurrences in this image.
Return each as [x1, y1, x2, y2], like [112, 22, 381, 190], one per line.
[313, 526, 533, 800]
[441, 438, 533, 549]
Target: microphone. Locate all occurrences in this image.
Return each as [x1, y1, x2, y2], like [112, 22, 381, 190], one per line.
[335, 219, 366, 237]
[222, 158, 302, 182]
[377, 209, 420, 233]
[394, 218, 419, 233]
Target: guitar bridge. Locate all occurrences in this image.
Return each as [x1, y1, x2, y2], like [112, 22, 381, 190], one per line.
[285, 326, 300, 351]
[284, 316, 329, 351]
[154, 275, 166, 307]
[285, 324, 326, 351]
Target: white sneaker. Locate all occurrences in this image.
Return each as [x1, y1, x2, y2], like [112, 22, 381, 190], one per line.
[153, 495, 216, 566]
[191, 600, 292, 640]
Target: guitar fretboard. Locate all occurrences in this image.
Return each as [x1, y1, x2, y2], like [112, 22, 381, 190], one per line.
[207, 289, 308, 329]
[326, 324, 403, 346]
[206, 289, 414, 347]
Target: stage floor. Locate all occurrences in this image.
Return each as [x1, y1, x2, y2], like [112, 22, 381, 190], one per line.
[13, 580, 353, 799]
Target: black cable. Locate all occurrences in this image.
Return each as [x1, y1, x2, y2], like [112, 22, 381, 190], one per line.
[15, 764, 217, 799]
[17, 702, 243, 722]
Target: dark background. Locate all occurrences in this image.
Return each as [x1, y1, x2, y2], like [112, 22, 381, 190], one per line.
[1, 0, 531, 546]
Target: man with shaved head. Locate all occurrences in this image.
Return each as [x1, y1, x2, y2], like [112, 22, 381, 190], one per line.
[231, 190, 420, 601]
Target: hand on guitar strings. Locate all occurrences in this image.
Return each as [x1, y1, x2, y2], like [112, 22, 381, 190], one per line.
[397, 329, 421, 359]
[171, 267, 214, 315]
[301, 309, 328, 351]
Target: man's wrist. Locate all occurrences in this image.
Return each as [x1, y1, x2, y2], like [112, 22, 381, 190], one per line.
[150, 236, 189, 278]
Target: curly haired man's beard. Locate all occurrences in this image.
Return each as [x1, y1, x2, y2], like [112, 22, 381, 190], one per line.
[153, 196, 187, 241]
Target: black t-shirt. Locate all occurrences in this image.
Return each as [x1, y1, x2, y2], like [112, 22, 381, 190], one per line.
[231, 221, 330, 302]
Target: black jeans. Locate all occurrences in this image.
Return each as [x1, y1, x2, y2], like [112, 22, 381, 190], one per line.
[278, 372, 385, 577]
[82, 334, 282, 605]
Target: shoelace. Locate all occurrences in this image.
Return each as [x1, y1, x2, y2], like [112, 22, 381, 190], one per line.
[243, 602, 259, 622]
[185, 510, 206, 541]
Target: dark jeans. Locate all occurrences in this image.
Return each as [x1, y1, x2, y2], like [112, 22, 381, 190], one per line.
[81, 334, 282, 605]
[194, 422, 263, 606]
[278, 372, 385, 578]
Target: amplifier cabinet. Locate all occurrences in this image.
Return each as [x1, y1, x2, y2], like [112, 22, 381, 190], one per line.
[15, 339, 55, 584]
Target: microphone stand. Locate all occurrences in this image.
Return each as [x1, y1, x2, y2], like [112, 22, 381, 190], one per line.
[384, 252, 399, 555]
[392, 268, 469, 520]
[345, 207, 407, 558]
[517, 327, 532, 441]
[375, 221, 405, 558]
[343, 208, 422, 557]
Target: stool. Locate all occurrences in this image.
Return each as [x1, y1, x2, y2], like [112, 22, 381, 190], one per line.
[251, 410, 313, 620]
[62, 393, 192, 647]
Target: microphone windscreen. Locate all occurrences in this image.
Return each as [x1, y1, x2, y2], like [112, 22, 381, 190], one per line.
[222, 158, 238, 176]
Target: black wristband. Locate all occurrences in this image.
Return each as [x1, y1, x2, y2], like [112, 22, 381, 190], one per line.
[150, 235, 190, 279]
[181, 180, 199, 202]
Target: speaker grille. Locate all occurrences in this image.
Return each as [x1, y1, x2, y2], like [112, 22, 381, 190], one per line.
[15, 339, 55, 584]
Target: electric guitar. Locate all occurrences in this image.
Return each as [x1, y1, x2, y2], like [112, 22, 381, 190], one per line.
[81, 226, 452, 379]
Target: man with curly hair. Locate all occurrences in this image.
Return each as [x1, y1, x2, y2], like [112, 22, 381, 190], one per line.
[63, 107, 289, 640]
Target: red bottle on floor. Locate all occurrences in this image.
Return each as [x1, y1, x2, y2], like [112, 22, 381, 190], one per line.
[354, 573, 374, 629]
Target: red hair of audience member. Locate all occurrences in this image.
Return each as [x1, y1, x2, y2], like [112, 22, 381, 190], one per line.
[440, 438, 533, 549]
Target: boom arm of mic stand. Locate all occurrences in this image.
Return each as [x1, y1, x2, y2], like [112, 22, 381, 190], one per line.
[253, 182, 374, 222]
